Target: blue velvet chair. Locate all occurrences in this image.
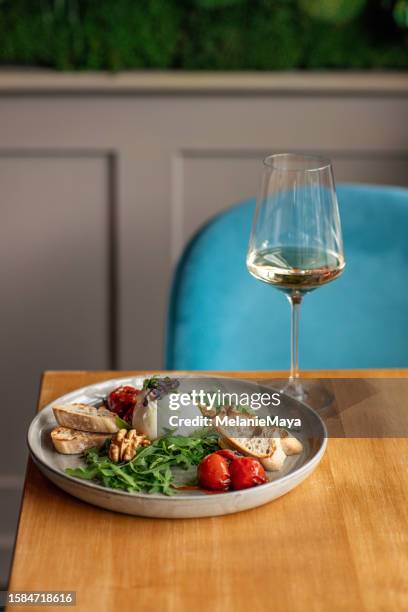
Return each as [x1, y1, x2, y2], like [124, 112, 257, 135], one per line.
[167, 184, 408, 370]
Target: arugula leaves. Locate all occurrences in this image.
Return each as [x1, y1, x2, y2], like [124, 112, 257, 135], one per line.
[66, 431, 219, 496]
[142, 375, 159, 390]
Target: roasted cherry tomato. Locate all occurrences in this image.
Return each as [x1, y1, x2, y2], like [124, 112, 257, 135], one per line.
[215, 449, 240, 462]
[107, 385, 140, 423]
[229, 457, 267, 491]
[197, 453, 231, 491]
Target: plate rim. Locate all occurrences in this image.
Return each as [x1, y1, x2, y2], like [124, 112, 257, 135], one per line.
[27, 374, 328, 502]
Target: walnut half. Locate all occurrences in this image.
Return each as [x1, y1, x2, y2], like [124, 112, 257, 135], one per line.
[108, 429, 150, 463]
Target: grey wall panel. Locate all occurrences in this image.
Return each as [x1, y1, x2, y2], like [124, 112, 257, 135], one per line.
[0, 547, 13, 589]
[177, 152, 408, 262]
[331, 156, 408, 186]
[0, 480, 21, 588]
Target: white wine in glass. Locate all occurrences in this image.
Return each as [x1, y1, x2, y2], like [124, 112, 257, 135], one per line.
[247, 153, 345, 407]
[247, 246, 344, 291]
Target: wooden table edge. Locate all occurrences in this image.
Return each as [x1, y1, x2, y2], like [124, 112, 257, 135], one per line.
[40, 367, 408, 384]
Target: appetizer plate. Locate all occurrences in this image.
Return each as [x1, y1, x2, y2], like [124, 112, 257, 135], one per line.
[28, 376, 327, 518]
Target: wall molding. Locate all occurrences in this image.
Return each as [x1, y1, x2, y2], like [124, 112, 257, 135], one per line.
[0, 71, 407, 96]
[0, 148, 119, 368]
[180, 148, 408, 160]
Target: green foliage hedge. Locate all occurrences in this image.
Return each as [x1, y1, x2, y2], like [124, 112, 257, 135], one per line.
[0, 0, 407, 70]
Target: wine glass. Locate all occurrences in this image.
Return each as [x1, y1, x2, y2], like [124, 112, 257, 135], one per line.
[247, 153, 345, 408]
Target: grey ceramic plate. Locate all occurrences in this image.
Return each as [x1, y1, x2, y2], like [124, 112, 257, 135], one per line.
[27, 375, 327, 518]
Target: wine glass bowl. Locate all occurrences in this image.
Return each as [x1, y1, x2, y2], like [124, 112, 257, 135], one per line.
[247, 153, 345, 406]
[247, 245, 345, 294]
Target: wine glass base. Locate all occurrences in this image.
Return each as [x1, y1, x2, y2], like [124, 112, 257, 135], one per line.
[280, 379, 334, 414]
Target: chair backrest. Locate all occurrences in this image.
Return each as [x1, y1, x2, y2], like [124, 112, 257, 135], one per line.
[167, 184, 408, 371]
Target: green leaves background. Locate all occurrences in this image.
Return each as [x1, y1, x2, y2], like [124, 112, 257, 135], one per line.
[0, 0, 406, 70]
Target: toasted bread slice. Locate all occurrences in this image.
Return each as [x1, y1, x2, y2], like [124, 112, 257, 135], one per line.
[219, 425, 303, 471]
[220, 435, 276, 458]
[52, 403, 118, 433]
[215, 407, 274, 458]
[51, 426, 111, 454]
[219, 434, 285, 471]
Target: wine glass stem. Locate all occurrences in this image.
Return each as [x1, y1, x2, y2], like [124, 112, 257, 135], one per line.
[289, 293, 302, 382]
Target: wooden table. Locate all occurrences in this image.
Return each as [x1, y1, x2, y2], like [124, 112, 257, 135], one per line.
[7, 370, 408, 611]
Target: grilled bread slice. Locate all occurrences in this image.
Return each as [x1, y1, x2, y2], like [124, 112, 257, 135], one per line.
[215, 408, 275, 458]
[218, 424, 303, 472]
[51, 426, 111, 454]
[52, 403, 119, 433]
[219, 435, 286, 471]
[219, 434, 276, 458]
